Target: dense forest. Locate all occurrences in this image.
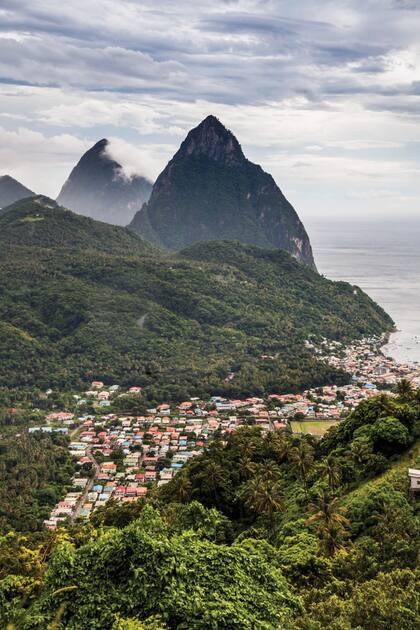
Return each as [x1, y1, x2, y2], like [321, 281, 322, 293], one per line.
[0, 431, 75, 532]
[0, 197, 393, 400]
[1, 385, 418, 628]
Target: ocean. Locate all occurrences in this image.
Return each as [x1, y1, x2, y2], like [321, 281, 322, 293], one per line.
[306, 217, 420, 365]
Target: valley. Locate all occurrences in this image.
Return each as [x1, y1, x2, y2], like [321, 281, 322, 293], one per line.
[18, 334, 416, 527]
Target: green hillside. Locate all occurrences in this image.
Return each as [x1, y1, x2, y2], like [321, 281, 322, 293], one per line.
[0, 196, 150, 254]
[2, 390, 418, 628]
[0, 198, 393, 398]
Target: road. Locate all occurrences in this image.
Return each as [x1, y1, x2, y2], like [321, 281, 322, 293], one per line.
[71, 445, 100, 523]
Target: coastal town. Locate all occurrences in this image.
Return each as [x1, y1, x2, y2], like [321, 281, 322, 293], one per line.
[38, 335, 420, 529]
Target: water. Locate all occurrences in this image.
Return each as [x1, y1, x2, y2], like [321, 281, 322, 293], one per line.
[306, 217, 420, 365]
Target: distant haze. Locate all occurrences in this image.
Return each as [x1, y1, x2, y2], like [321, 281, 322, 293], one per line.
[0, 1, 419, 222]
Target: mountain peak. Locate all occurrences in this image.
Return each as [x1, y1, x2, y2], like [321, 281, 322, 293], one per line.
[76, 138, 113, 166]
[0, 175, 34, 210]
[177, 115, 245, 165]
[130, 117, 316, 268]
[0, 175, 16, 184]
[56, 139, 152, 226]
[89, 138, 109, 155]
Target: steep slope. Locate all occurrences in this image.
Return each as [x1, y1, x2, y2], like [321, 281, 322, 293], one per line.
[57, 139, 152, 225]
[0, 202, 393, 396]
[130, 116, 315, 267]
[0, 175, 34, 210]
[0, 196, 151, 254]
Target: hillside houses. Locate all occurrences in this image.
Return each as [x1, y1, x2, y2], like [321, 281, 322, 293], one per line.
[43, 336, 418, 527]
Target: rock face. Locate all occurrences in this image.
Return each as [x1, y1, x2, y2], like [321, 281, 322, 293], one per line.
[0, 175, 34, 210]
[57, 139, 152, 225]
[130, 115, 315, 267]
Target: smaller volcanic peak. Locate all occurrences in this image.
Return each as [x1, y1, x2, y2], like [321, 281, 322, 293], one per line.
[69, 139, 124, 179]
[176, 115, 245, 166]
[0, 175, 34, 210]
[57, 139, 152, 225]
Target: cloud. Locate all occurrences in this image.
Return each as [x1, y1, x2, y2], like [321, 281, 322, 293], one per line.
[0, 1, 419, 218]
[105, 137, 163, 182]
[0, 125, 90, 196]
[0, 0, 417, 107]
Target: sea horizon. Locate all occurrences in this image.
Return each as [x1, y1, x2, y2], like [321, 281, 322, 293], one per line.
[307, 216, 420, 365]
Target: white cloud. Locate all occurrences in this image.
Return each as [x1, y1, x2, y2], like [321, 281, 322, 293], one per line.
[105, 137, 167, 181]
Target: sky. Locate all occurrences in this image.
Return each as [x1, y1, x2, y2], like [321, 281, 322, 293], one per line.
[0, 0, 420, 222]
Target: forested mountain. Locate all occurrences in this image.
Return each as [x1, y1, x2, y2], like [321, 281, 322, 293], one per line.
[130, 116, 316, 267]
[0, 195, 151, 254]
[0, 198, 392, 398]
[0, 175, 34, 210]
[57, 139, 152, 225]
[1, 388, 419, 628]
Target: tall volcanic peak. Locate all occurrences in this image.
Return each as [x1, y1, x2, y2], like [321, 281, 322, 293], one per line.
[130, 116, 316, 268]
[57, 139, 152, 226]
[176, 115, 245, 166]
[0, 175, 34, 211]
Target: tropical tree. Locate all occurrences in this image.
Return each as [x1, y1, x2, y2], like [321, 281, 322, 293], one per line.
[266, 431, 291, 463]
[395, 378, 414, 402]
[238, 456, 257, 481]
[194, 461, 227, 508]
[241, 465, 284, 530]
[348, 437, 375, 475]
[306, 489, 350, 556]
[319, 455, 341, 491]
[173, 473, 192, 504]
[289, 439, 315, 493]
[370, 416, 411, 455]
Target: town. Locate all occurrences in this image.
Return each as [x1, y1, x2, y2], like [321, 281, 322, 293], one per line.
[40, 336, 419, 529]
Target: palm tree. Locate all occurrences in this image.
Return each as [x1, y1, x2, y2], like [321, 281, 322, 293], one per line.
[289, 439, 314, 493]
[268, 431, 291, 463]
[238, 456, 257, 481]
[242, 465, 284, 528]
[319, 455, 341, 491]
[199, 461, 226, 507]
[306, 489, 350, 556]
[348, 438, 373, 468]
[396, 378, 414, 402]
[175, 474, 192, 504]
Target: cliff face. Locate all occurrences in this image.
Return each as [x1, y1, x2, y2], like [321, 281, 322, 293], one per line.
[57, 139, 152, 226]
[130, 116, 315, 268]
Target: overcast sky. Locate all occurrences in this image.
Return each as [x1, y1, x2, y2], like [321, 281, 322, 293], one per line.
[0, 0, 420, 221]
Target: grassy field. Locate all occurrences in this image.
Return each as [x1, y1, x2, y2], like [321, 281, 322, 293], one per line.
[290, 420, 339, 437]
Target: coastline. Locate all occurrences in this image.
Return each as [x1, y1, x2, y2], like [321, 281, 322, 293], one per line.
[382, 328, 420, 366]
[309, 216, 420, 370]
